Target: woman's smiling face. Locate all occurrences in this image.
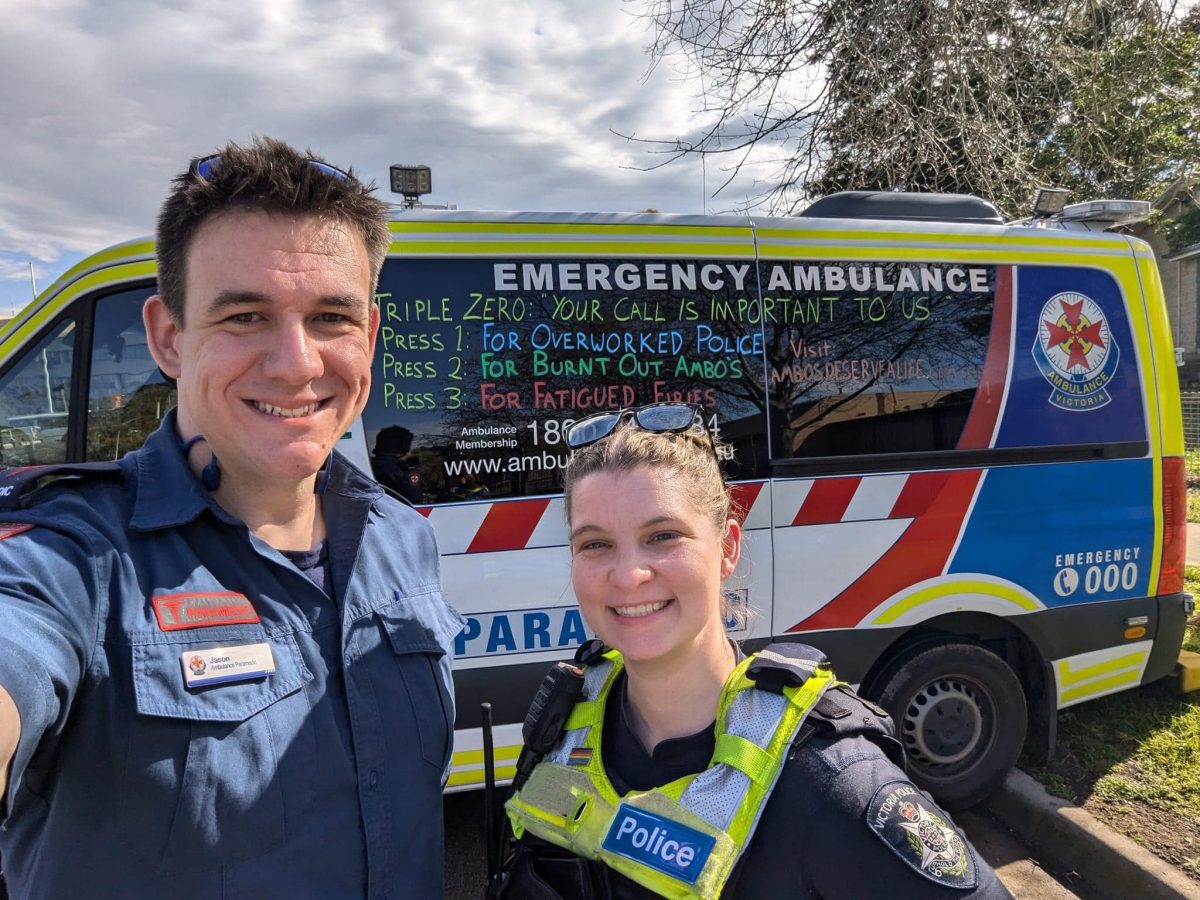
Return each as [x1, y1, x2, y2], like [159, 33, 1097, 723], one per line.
[568, 464, 740, 667]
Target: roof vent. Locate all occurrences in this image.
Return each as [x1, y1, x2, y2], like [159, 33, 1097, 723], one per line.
[800, 191, 1004, 225]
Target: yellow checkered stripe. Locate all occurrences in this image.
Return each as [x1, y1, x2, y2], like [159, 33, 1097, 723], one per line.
[446, 743, 522, 789]
[0, 260, 157, 354]
[387, 219, 756, 259]
[1054, 642, 1152, 707]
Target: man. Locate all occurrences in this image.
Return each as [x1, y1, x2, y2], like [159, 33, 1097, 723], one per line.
[0, 138, 462, 897]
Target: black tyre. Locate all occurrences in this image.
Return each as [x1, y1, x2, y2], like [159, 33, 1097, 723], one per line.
[870, 639, 1027, 810]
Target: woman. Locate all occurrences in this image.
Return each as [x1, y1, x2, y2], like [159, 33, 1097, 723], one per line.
[500, 402, 1011, 899]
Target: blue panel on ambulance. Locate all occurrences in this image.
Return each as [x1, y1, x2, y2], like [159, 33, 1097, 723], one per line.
[995, 266, 1144, 448]
[950, 458, 1153, 607]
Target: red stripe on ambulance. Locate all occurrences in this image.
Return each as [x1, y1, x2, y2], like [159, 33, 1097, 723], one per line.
[467, 498, 552, 553]
[957, 265, 1014, 450]
[729, 482, 765, 525]
[793, 477, 861, 525]
[889, 471, 952, 519]
[788, 468, 982, 632]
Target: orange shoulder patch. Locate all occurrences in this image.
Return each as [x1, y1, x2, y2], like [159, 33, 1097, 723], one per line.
[0, 523, 33, 542]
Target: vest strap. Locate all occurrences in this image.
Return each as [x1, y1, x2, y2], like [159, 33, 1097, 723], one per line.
[713, 733, 775, 786]
[566, 700, 604, 731]
[745, 643, 828, 694]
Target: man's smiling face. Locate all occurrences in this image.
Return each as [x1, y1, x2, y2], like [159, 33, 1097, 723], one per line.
[147, 209, 379, 490]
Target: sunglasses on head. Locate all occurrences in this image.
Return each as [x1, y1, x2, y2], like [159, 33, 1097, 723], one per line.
[190, 154, 354, 184]
[565, 402, 719, 460]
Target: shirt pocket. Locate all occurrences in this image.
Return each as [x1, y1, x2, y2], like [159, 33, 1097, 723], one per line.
[376, 593, 457, 773]
[123, 628, 314, 868]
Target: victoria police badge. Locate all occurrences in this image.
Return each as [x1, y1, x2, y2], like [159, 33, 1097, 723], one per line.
[866, 780, 977, 889]
[1032, 291, 1119, 411]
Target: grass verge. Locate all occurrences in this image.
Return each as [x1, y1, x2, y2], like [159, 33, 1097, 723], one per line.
[1026, 566, 1200, 878]
[1186, 449, 1200, 479]
[1188, 450, 1200, 520]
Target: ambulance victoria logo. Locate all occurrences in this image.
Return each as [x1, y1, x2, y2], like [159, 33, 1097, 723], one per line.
[602, 804, 715, 884]
[1032, 291, 1119, 411]
[188, 655, 206, 677]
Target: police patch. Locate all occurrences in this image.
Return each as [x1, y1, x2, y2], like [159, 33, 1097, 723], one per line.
[602, 804, 715, 885]
[866, 780, 977, 889]
[0, 522, 34, 541]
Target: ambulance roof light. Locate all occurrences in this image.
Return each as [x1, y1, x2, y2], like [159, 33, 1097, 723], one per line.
[1016, 194, 1151, 231]
[1059, 199, 1151, 225]
[389, 164, 432, 210]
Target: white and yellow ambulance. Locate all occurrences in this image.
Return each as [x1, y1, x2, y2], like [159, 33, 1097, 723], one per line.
[0, 191, 1188, 808]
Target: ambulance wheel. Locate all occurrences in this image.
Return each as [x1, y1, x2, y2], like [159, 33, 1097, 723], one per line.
[872, 640, 1026, 811]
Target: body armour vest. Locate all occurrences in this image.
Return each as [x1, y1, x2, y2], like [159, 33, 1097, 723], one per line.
[505, 643, 838, 900]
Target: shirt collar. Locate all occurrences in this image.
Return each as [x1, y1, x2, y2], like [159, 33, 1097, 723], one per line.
[129, 408, 383, 531]
[128, 409, 211, 531]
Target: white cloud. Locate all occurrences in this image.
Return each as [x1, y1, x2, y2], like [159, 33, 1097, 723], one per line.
[0, 0, 779, 312]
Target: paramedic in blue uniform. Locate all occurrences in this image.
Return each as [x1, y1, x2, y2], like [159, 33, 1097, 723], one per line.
[0, 137, 462, 898]
[499, 403, 1011, 898]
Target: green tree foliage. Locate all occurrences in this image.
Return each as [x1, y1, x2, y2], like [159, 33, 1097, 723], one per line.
[1157, 205, 1200, 253]
[635, 0, 1199, 217]
[1032, 14, 1200, 204]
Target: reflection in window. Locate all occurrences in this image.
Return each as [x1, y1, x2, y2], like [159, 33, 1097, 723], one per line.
[0, 319, 77, 466]
[764, 262, 995, 459]
[86, 287, 176, 460]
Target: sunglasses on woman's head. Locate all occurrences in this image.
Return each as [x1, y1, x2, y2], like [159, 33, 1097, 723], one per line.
[565, 402, 719, 461]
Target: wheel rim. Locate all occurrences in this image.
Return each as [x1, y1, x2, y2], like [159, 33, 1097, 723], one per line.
[900, 676, 987, 767]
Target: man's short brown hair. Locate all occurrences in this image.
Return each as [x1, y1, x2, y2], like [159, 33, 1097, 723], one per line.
[155, 136, 391, 323]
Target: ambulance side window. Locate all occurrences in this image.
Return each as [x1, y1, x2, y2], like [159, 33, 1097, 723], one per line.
[85, 286, 174, 461]
[0, 318, 77, 466]
[362, 256, 772, 505]
[763, 261, 995, 459]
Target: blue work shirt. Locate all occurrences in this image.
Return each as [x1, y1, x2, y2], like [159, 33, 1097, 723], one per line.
[0, 412, 463, 898]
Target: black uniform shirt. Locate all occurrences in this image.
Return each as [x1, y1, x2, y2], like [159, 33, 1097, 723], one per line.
[587, 673, 1014, 899]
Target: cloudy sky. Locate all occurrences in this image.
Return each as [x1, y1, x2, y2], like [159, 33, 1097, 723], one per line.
[0, 0, 784, 317]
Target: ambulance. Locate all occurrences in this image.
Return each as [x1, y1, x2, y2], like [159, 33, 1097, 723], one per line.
[0, 191, 1188, 808]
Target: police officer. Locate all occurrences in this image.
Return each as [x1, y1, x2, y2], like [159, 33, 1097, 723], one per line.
[497, 402, 1011, 898]
[0, 138, 462, 898]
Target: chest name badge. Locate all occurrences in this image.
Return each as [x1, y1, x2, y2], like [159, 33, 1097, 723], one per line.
[181, 642, 276, 688]
[601, 804, 715, 885]
[153, 592, 261, 631]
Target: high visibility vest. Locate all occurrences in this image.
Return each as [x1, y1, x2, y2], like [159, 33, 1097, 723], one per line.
[505, 644, 838, 900]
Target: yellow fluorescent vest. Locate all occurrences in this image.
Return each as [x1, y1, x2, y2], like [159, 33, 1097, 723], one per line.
[505, 648, 838, 900]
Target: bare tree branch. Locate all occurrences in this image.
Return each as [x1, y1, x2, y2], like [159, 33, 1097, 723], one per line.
[623, 0, 1197, 215]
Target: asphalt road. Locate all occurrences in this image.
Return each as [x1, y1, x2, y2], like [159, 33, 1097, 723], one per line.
[443, 790, 1090, 899]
